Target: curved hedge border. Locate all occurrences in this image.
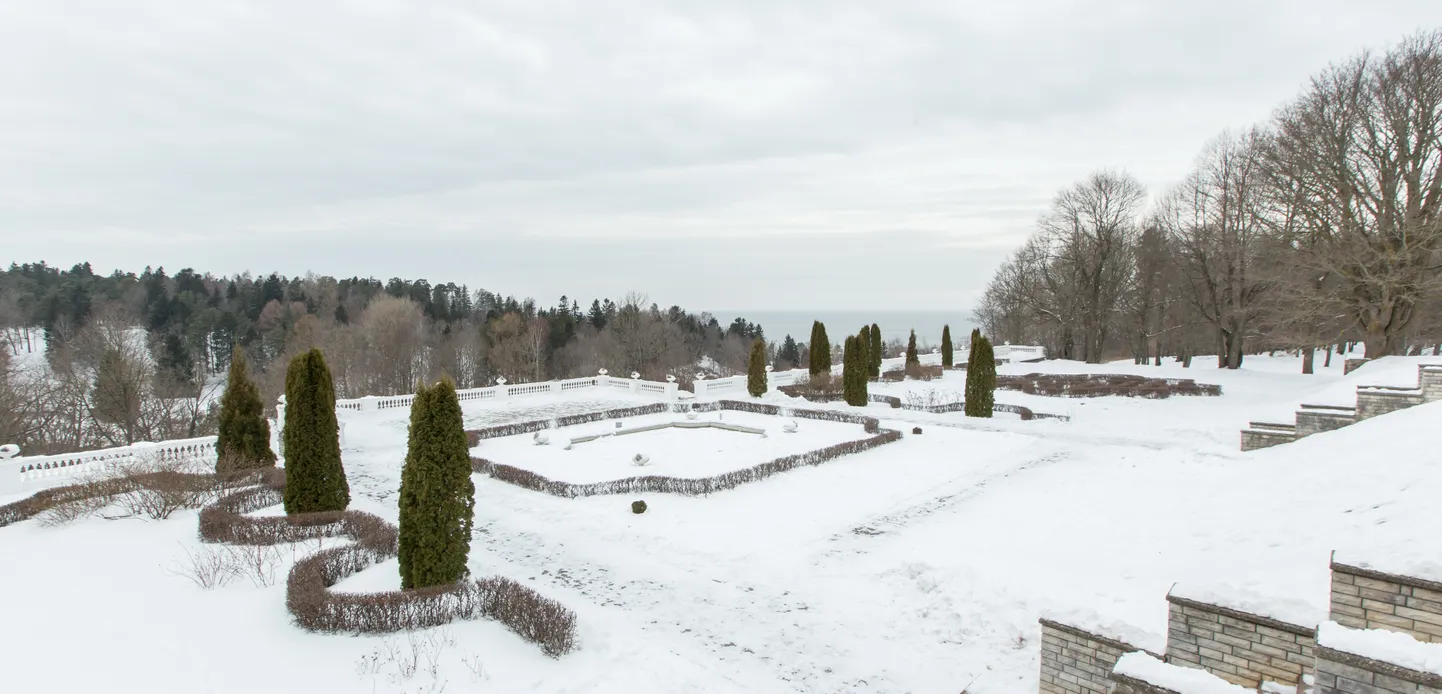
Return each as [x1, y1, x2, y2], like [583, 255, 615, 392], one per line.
[198, 469, 577, 656]
[470, 401, 899, 497]
[2, 467, 578, 657]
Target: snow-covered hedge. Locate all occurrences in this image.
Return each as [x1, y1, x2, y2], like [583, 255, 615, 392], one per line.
[191, 470, 578, 657]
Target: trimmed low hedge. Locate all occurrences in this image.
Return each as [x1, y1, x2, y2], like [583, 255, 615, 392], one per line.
[470, 401, 898, 497]
[3, 465, 578, 658]
[197, 470, 577, 656]
[997, 373, 1222, 398]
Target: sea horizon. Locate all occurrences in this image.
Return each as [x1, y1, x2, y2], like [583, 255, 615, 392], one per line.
[708, 309, 976, 348]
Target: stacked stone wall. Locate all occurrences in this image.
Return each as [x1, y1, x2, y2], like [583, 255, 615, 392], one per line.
[1356, 390, 1425, 420]
[1039, 619, 1158, 694]
[1331, 562, 1442, 643]
[1313, 646, 1442, 694]
[1165, 594, 1316, 687]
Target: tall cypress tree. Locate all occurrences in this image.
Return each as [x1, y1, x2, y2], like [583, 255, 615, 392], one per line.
[965, 336, 996, 418]
[869, 322, 882, 378]
[398, 379, 476, 590]
[858, 325, 872, 381]
[215, 351, 276, 472]
[967, 327, 982, 372]
[282, 348, 350, 514]
[842, 334, 868, 406]
[809, 320, 832, 376]
[747, 339, 768, 397]
[941, 325, 954, 369]
[905, 329, 919, 365]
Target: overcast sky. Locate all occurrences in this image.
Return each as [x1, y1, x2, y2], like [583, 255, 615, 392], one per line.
[2, 1, 1439, 312]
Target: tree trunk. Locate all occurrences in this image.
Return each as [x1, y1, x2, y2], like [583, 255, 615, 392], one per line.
[1302, 347, 1314, 374]
[1434, 343, 1440, 356]
[1323, 345, 1333, 368]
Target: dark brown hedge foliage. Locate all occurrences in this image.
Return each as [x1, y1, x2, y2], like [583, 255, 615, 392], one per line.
[3, 463, 577, 657]
[194, 468, 577, 656]
[471, 401, 897, 498]
[996, 373, 1222, 398]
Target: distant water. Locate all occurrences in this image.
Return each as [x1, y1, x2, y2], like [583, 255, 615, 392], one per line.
[712, 310, 976, 348]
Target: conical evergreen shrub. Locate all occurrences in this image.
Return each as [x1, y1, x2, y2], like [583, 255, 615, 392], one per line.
[964, 336, 996, 418]
[869, 323, 882, 379]
[858, 325, 872, 381]
[842, 335, 868, 406]
[906, 330, 919, 366]
[398, 379, 476, 590]
[282, 348, 350, 514]
[215, 351, 276, 472]
[941, 325, 954, 369]
[809, 321, 832, 376]
[747, 339, 767, 397]
[967, 328, 982, 372]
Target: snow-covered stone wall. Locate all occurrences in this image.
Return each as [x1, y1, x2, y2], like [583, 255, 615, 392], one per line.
[1355, 389, 1425, 420]
[1421, 366, 1442, 403]
[1039, 618, 1160, 694]
[1314, 622, 1442, 694]
[1165, 589, 1318, 688]
[1331, 561, 1442, 644]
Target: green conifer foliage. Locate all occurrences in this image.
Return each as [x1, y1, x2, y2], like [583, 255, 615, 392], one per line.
[941, 325, 954, 369]
[905, 329, 919, 365]
[282, 348, 350, 514]
[964, 336, 996, 418]
[869, 323, 882, 378]
[842, 334, 868, 406]
[747, 339, 768, 397]
[215, 351, 276, 472]
[809, 321, 832, 376]
[858, 325, 872, 381]
[398, 380, 476, 590]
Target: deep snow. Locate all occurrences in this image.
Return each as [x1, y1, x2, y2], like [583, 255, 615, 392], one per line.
[3, 354, 1440, 693]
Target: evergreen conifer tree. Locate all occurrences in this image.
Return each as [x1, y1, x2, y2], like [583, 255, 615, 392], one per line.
[967, 327, 982, 372]
[842, 335, 857, 405]
[964, 336, 996, 418]
[747, 339, 767, 397]
[869, 323, 882, 378]
[398, 380, 476, 590]
[282, 348, 350, 514]
[215, 351, 276, 472]
[809, 321, 831, 376]
[906, 329, 919, 365]
[778, 335, 800, 368]
[858, 325, 872, 381]
[941, 325, 954, 369]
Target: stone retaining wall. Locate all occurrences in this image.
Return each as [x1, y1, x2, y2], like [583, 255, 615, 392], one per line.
[1331, 561, 1442, 643]
[1344, 358, 1370, 375]
[1356, 389, 1425, 420]
[1039, 618, 1158, 694]
[1296, 409, 1357, 437]
[1165, 593, 1316, 687]
[1421, 366, 1442, 403]
[1242, 426, 1296, 451]
[1314, 645, 1442, 694]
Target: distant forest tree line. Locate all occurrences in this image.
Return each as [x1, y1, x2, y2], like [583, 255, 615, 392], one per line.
[0, 262, 777, 455]
[974, 32, 1442, 369]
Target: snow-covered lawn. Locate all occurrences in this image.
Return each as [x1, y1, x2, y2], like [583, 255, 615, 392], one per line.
[476, 411, 869, 484]
[3, 354, 1440, 694]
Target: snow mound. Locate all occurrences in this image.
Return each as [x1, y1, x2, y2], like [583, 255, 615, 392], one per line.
[1114, 652, 1253, 694]
[1169, 582, 1326, 629]
[1318, 621, 1442, 676]
[1040, 607, 1167, 654]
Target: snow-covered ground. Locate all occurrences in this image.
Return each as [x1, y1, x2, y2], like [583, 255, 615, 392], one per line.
[3, 354, 1440, 693]
[476, 410, 867, 484]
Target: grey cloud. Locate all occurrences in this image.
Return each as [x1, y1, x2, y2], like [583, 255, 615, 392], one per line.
[2, 0, 1441, 309]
